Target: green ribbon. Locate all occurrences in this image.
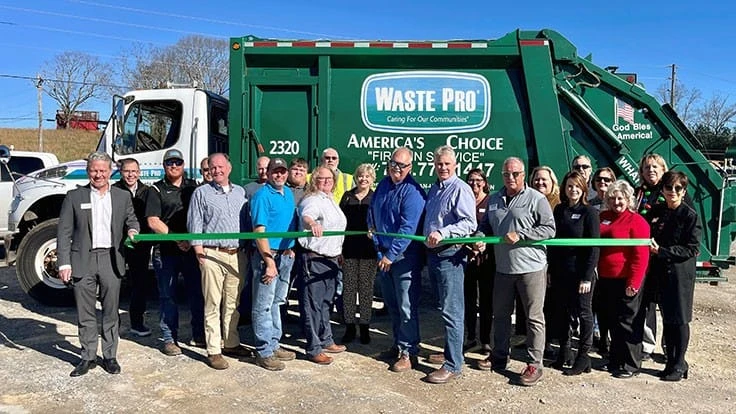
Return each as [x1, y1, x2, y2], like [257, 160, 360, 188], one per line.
[126, 230, 650, 248]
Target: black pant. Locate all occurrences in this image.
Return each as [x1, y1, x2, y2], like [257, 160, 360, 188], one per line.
[464, 256, 493, 344]
[74, 249, 120, 360]
[298, 253, 339, 357]
[597, 278, 643, 372]
[555, 279, 595, 354]
[663, 323, 689, 372]
[126, 244, 152, 327]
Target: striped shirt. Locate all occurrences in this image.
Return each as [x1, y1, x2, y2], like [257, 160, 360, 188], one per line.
[187, 181, 247, 249]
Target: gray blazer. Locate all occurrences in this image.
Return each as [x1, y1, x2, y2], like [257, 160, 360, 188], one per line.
[57, 184, 140, 278]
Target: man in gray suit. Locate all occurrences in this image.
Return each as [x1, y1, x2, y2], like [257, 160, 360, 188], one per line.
[58, 152, 140, 377]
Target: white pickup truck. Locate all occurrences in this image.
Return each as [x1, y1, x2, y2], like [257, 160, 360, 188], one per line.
[0, 145, 59, 252]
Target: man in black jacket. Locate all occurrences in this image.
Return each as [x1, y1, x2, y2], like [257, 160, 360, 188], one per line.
[113, 158, 153, 337]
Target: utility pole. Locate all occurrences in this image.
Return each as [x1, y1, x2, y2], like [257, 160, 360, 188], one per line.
[669, 64, 677, 109]
[36, 75, 44, 152]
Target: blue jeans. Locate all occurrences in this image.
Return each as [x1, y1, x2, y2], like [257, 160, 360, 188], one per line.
[427, 246, 467, 373]
[251, 251, 294, 358]
[153, 249, 205, 344]
[379, 253, 423, 356]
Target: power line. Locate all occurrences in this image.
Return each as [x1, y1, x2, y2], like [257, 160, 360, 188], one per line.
[0, 73, 127, 89]
[68, 0, 356, 39]
[0, 20, 168, 45]
[0, 5, 229, 39]
[0, 42, 228, 72]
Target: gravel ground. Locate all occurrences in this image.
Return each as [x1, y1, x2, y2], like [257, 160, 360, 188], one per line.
[1, 265, 735, 414]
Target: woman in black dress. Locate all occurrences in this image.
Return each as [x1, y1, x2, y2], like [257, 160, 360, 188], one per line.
[648, 171, 701, 381]
[549, 171, 600, 375]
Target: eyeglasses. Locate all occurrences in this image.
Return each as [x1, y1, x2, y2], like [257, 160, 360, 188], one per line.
[663, 184, 684, 193]
[467, 178, 485, 183]
[164, 159, 184, 167]
[389, 160, 411, 170]
[595, 176, 613, 183]
[573, 164, 591, 170]
[315, 176, 334, 181]
[502, 171, 524, 179]
[323, 156, 338, 161]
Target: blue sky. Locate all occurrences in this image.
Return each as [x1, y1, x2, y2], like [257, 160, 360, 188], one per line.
[0, 0, 734, 128]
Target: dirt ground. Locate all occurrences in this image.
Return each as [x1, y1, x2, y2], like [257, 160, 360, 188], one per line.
[1, 265, 735, 414]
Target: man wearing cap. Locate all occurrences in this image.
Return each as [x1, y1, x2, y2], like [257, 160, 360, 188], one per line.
[188, 153, 251, 369]
[249, 157, 298, 371]
[145, 148, 205, 356]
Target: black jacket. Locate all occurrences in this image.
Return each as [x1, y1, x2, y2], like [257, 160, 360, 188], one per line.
[549, 202, 600, 283]
[648, 202, 701, 323]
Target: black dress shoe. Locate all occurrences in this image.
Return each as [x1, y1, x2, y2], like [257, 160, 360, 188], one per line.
[101, 358, 121, 374]
[70, 360, 96, 377]
[613, 369, 639, 379]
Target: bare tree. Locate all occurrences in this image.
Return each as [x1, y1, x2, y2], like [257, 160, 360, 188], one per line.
[42, 51, 113, 128]
[657, 80, 702, 125]
[696, 93, 736, 135]
[122, 35, 229, 95]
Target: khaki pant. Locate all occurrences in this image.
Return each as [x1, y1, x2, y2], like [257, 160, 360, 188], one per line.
[200, 248, 246, 355]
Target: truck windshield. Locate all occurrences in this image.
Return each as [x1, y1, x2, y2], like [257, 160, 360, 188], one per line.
[114, 100, 183, 155]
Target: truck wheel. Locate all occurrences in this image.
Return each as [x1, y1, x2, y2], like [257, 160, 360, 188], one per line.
[16, 219, 74, 307]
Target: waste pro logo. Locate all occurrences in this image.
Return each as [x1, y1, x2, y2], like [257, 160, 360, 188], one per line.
[361, 71, 491, 133]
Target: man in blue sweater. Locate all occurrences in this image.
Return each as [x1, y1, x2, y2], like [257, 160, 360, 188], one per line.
[368, 147, 426, 373]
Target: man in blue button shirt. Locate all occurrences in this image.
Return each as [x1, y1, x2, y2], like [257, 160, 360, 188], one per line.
[422, 145, 477, 384]
[368, 147, 426, 373]
[188, 153, 252, 370]
[249, 158, 298, 371]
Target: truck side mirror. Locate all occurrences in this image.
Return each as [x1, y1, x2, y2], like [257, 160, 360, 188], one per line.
[0, 144, 10, 164]
[114, 96, 125, 136]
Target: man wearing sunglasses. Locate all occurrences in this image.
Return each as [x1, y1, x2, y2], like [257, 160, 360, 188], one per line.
[368, 147, 426, 374]
[476, 156, 555, 386]
[145, 149, 204, 357]
[320, 148, 354, 204]
[571, 155, 597, 201]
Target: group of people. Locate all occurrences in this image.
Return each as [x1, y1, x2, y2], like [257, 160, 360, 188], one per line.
[58, 146, 700, 387]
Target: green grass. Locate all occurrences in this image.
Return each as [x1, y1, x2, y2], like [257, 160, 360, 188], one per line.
[0, 128, 101, 162]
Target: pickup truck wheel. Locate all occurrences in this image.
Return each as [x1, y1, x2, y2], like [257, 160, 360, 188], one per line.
[16, 219, 74, 307]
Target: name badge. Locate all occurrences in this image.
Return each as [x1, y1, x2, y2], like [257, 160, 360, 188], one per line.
[81, 203, 92, 210]
[478, 208, 487, 213]
[601, 220, 611, 225]
[571, 213, 581, 220]
[488, 204, 498, 211]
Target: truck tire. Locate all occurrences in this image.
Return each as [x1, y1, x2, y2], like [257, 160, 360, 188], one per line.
[16, 219, 74, 306]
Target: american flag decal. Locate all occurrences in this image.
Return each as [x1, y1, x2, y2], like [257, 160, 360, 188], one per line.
[616, 98, 635, 125]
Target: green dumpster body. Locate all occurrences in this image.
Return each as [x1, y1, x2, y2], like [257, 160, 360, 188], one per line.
[229, 29, 735, 280]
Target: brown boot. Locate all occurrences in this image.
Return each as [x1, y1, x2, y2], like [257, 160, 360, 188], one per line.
[207, 354, 229, 370]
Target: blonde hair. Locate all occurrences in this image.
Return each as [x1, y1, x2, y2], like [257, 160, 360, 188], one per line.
[638, 154, 668, 175]
[304, 166, 336, 198]
[354, 163, 376, 183]
[529, 165, 560, 208]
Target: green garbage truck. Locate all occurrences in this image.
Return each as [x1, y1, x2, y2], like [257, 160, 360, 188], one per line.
[229, 28, 734, 280]
[6, 28, 732, 305]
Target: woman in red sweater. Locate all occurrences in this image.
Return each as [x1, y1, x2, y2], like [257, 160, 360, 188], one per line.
[598, 180, 650, 378]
